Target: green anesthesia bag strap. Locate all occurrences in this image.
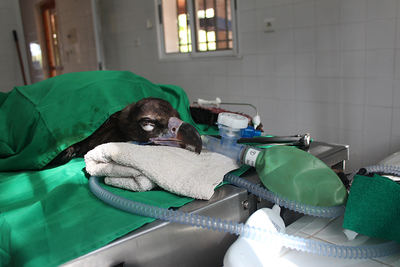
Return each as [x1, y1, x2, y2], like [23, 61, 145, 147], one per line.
[244, 145, 348, 207]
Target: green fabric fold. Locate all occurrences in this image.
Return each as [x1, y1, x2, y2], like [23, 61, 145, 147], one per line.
[0, 214, 11, 267]
[343, 174, 400, 243]
[0, 71, 200, 171]
[0, 159, 194, 266]
[0, 71, 244, 266]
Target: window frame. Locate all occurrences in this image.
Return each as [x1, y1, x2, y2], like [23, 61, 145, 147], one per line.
[155, 0, 239, 60]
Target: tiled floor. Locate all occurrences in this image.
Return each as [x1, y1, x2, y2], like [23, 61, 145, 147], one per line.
[276, 215, 400, 266]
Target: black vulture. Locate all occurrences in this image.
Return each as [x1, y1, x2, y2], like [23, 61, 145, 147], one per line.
[48, 97, 202, 166]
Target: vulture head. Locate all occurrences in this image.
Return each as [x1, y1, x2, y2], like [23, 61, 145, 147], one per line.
[118, 97, 202, 153]
[48, 97, 202, 167]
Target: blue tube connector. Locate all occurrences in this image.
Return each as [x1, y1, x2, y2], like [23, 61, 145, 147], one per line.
[240, 126, 262, 138]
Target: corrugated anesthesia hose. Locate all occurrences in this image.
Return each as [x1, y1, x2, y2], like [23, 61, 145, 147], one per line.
[223, 173, 345, 218]
[89, 176, 400, 259]
[348, 164, 400, 183]
[364, 165, 400, 177]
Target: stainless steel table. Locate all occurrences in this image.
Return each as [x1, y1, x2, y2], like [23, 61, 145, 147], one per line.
[62, 141, 349, 267]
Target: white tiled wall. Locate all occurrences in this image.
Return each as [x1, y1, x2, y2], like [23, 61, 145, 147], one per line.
[98, 0, 400, 171]
[0, 0, 25, 91]
[5, 0, 396, 172]
[1, 0, 399, 171]
[56, 0, 98, 73]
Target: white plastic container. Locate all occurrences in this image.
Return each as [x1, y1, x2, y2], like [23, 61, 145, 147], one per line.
[217, 112, 248, 140]
[223, 205, 286, 267]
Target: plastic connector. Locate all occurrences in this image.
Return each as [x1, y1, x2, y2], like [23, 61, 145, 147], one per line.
[240, 126, 262, 138]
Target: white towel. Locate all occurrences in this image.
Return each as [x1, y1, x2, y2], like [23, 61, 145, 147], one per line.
[84, 142, 239, 200]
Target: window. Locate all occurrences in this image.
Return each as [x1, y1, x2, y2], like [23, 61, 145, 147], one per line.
[156, 0, 238, 58]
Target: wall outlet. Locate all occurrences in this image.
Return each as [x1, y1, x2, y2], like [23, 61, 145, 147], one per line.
[146, 19, 153, 29]
[134, 37, 141, 47]
[264, 18, 275, 33]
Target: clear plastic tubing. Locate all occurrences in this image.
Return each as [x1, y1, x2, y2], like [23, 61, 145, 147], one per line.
[203, 135, 345, 218]
[224, 173, 345, 218]
[89, 176, 400, 259]
[201, 135, 246, 163]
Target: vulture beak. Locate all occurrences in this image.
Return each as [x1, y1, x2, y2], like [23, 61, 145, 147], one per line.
[150, 117, 202, 153]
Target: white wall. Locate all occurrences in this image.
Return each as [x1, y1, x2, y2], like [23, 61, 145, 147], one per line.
[0, 0, 27, 91]
[19, 0, 98, 82]
[56, 0, 98, 73]
[99, 0, 400, 171]
[1, 0, 399, 171]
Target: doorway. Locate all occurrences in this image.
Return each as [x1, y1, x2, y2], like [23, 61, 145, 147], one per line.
[19, 0, 101, 84]
[40, 0, 62, 77]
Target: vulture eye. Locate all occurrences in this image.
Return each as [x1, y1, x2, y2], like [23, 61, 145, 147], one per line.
[142, 124, 154, 132]
[139, 120, 156, 132]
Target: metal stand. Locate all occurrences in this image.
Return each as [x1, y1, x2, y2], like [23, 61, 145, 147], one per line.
[63, 141, 349, 267]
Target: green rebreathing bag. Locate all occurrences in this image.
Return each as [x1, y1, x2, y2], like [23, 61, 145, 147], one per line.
[253, 146, 348, 207]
